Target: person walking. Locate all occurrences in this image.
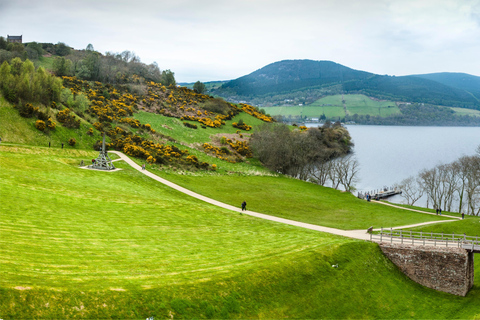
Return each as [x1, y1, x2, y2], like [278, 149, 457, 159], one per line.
[241, 201, 247, 212]
[462, 212, 465, 220]
[439, 208, 442, 216]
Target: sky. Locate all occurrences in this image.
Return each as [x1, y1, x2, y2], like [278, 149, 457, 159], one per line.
[2, 0, 480, 83]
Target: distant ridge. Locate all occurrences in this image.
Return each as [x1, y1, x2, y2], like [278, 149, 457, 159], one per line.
[213, 60, 480, 109]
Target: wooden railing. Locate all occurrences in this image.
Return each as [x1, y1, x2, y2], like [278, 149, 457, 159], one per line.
[370, 228, 480, 251]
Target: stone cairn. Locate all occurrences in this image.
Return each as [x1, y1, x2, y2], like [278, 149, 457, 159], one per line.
[88, 133, 115, 170]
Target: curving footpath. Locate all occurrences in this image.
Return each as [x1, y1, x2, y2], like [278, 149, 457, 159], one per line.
[109, 151, 460, 242]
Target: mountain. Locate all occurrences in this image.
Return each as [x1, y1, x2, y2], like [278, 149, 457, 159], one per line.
[218, 60, 373, 96]
[213, 60, 480, 109]
[411, 72, 480, 99]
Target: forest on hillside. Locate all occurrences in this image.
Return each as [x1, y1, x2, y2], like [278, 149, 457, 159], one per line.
[0, 37, 175, 89]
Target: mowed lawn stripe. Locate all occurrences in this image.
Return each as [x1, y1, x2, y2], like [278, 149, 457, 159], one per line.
[0, 145, 352, 290]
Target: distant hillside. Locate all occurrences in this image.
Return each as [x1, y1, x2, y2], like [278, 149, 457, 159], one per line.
[412, 72, 480, 99]
[217, 60, 373, 96]
[213, 60, 480, 110]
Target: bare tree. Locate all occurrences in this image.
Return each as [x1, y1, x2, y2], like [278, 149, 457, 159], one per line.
[397, 176, 424, 206]
[463, 156, 480, 215]
[419, 167, 441, 210]
[336, 155, 360, 192]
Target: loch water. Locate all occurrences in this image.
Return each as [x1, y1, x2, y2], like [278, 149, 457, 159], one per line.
[305, 124, 480, 206]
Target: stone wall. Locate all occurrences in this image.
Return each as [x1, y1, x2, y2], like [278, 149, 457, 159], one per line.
[379, 243, 474, 296]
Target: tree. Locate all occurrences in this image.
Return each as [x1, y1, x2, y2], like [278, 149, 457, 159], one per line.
[53, 57, 72, 76]
[335, 155, 360, 192]
[0, 37, 7, 50]
[396, 176, 424, 206]
[160, 69, 176, 86]
[86, 43, 94, 52]
[55, 42, 71, 56]
[193, 81, 206, 94]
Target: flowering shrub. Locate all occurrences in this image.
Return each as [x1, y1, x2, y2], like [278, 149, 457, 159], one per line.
[232, 121, 252, 131]
[239, 103, 275, 122]
[46, 118, 56, 130]
[68, 138, 76, 146]
[35, 120, 46, 131]
[56, 108, 80, 128]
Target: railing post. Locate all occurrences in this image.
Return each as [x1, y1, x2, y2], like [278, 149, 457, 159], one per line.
[401, 235, 403, 244]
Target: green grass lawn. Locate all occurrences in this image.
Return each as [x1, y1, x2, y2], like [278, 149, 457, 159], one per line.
[3, 146, 480, 318]
[155, 172, 453, 230]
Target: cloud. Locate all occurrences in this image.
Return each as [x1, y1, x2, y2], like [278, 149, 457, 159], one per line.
[2, 0, 480, 81]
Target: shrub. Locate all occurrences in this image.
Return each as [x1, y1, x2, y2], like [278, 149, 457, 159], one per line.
[35, 120, 46, 131]
[19, 103, 37, 118]
[46, 118, 56, 130]
[57, 108, 80, 128]
[87, 127, 93, 135]
[201, 98, 231, 115]
[183, 122, 198, 129]
[68, 138, 76, 146]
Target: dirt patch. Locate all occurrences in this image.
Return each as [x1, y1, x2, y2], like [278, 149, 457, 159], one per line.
[211, 133, 250, 146]
[110, 288, 126, 291]
[14, 286, 32, 290]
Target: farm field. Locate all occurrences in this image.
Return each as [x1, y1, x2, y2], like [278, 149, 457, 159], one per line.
[451, 107, 480, 117]
[2, 145, 480, 318]
[264, 94, 400, 118]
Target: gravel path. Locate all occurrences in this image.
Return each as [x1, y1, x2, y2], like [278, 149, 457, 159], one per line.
[110, 151, 459, 242]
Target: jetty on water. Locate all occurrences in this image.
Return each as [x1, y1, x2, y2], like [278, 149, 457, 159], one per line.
[358, 186, 402, 201]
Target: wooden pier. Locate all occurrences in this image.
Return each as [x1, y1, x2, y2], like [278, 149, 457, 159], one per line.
[358, 187, 402, 200]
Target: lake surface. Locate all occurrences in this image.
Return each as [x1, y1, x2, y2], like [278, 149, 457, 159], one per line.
[305, 124, 480, 206]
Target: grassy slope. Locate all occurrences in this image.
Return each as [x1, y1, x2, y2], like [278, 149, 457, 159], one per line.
[0, 96, 103, 150]
[155, 172, 452, 230]
[2, 145, 480, 319]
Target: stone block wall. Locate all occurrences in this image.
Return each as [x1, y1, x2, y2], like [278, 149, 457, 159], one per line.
[379, 243, 474, 296]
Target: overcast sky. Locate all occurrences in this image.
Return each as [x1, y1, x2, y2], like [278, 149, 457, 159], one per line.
[2, 0, 480, 82]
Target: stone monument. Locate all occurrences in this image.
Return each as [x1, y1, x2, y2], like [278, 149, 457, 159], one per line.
[88, 133, 115, 170]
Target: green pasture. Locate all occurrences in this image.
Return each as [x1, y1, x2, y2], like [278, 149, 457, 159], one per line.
[265, 94, 400, 118]
[2, 146, 480, 318]
[156, 173, 453, 230]
[451, 107, 480, 117]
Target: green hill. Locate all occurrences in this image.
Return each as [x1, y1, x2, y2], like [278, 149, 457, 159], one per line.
[2, 144, 479, 319]
[213, 60, 480, 110]
[412, 72, 480, 99]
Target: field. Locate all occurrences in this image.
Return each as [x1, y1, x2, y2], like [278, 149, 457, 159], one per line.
[3, 103, 480, 318]
[3, 144, 480, 318]
[452, 107, 480, 117]
[264, 94, 400, 118]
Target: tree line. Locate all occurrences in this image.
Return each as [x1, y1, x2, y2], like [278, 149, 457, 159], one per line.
[0, 38, 177, 87]
[250, 122, 360, 191]
[397, 150, 480, 215]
